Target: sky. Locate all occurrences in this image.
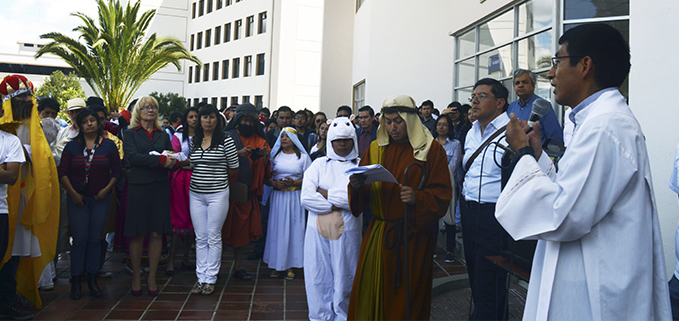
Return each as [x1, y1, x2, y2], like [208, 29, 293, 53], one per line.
[0, 0, 98, 53]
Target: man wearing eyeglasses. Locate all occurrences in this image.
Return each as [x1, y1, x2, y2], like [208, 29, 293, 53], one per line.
[461, 77, 511, 320]
[497, 23, 670, 320]
[507, 69, 563, 144]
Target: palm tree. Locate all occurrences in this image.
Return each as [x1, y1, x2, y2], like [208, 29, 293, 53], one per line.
[35, 0, 200, 111]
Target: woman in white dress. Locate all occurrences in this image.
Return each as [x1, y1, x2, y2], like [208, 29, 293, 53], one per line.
[263, 127, 311, 280]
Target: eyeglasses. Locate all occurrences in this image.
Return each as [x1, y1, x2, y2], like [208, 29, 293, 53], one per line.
[141, 105, 158, 111]
[551, 55, 583, 67]
[468, 93, 496, 103]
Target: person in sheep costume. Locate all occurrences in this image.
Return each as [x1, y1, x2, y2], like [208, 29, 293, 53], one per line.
[301, 116, 361, 321]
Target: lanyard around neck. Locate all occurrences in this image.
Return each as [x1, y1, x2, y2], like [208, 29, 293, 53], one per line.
[83, 138, 101, 183]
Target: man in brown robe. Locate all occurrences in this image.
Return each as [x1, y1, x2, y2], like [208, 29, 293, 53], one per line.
[223, 103, 271, 281]
[348, 94, 452, 320]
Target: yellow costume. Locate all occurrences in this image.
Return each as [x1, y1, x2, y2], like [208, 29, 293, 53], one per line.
[0, 75, 60, 308]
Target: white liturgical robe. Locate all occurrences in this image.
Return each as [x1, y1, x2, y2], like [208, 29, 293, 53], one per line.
[496, 89, 671, 320]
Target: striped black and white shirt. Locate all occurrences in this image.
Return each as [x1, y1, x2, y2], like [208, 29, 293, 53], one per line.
[189, 136, 239, 193]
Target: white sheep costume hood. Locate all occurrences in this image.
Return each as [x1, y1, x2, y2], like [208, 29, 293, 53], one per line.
[326, 117, 359, 162]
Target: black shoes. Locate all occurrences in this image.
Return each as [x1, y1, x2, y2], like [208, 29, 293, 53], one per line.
[247, 251, 263, 261]
[0, 303, 33, 320]
[71, 276, 82, 300]
[87, 273, 102, 297]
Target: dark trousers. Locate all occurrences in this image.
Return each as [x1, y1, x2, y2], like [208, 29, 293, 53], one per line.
[0, 214, 7, 264]
[445, 222, 456, 255]
[68, 194, 111, 276]
[460, 200, 508, 320]
[669, 275, 679, 320]
[253, 199, 268, 254]
[0, 256, 19, 308]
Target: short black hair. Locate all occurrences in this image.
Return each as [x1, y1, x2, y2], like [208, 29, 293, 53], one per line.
[89, 104, 108, 118]
[461, 104, 471, 115]
[358, 105, 374, 117]
[295, 110, 307, 120]
[259, 107, 270, 116]
[38, 97, 60, 113]
[169, 111, 183, 124]
[127, 99, 138, 112]
[421, 100, 434, 109]
[559, 23, 630, 89]
[277, 106, 293, 114]
[447, 101, 462, 109]
[473, 78, 509, 112]
[336, 105, 352, 116]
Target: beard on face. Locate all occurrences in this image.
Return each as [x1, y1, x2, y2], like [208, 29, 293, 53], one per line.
[11, 97, 34, 121]
[238, 123, 255, 137]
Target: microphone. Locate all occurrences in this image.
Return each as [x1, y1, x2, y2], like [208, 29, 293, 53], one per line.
[527, 99, 551, 127]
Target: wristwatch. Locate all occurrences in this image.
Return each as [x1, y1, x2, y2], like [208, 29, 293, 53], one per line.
[511, 146, 535, 164]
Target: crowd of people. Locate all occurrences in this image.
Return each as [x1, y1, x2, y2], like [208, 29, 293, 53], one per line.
[0, 22, 675, 321]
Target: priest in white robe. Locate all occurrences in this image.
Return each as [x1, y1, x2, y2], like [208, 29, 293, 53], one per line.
[495, 23, 671, 320]
[301, 117, 362, 321]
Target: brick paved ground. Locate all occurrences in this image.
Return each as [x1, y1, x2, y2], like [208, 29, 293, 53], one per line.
[22, 231, 525, 320]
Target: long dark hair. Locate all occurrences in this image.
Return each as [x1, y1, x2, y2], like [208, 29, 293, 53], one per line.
[182, 107, 200, 143]
[433, 114, 455, 141]
[75, 109, 104, 148]
[191, 105, 225, 151]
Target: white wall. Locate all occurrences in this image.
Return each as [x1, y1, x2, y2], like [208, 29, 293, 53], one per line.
[352, 0, 455, 112]
[318, 0, 354, 115]
[629, 0, 679, 278]
[269, 0, 324, 112]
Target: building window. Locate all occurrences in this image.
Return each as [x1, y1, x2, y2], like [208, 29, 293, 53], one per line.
[212, 62, 219, 81]
[205, 29, 211, 47]
[353, 80, 365, 112]
[356, 0, 365, 12]
[258, 12, 267, 34]
[215, 26, 221, 45]
[231, 96, 238, 106]
[244, 55, 252, 77]
[254, 95, 263, 108]
[199, 0, 204, 16]
[224, 23, 231, 42]
[202, 97, 208, 103]
[226, 0, 232, 6]
[246, 16, 254, 37]
[222, 59, 229, 79]
[232, 58, 240, 78]
[453, 0, 629, 114]
[203, 63, 209, 81]
[242, 96, 250, 103]
[256, 53, 265, 76]
[190, 34, 195, 51]
[196, 32, 202, 49]
[195, 64, 201, 83]
[234, 20, 242, 40]
[220, 97, 228, 110]
[192, 2, 196, 18]
[211, 97, 218, 106]
[193, 98, 200, 106]
[187, 99, 192, 107]
[188, 66, 193, 83]
[207, 0, 213, 13]
[216, 0, 222, 9]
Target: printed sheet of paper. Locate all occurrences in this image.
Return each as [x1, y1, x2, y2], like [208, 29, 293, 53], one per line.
[345, 164, 398, 184]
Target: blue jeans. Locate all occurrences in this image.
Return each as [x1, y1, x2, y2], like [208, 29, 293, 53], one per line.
[68, 193, 111, 276]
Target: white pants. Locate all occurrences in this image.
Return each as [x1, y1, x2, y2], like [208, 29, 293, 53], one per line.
[189, 189, 230, 284]
[304, 225, 361, 321]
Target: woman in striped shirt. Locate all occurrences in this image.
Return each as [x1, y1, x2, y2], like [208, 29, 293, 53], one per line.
[189, 105, 239, 295]
[58, 109, 122, 300]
